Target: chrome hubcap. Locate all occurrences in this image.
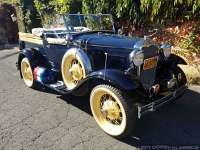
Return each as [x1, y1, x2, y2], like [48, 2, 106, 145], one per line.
[23, 66, 32, 80]
[100, 94, 122, 125]
[21, 58, 33, 87]
[62, 54, 86, 90]
[69, 64, 83, 81]
[68, 59, 84, 84]
[90, 86, 127, 136]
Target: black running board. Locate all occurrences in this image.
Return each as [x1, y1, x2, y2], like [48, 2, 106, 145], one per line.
[45, 81, 69, 94]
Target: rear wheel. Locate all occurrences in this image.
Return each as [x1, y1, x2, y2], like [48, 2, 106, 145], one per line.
[90, 84, 137, 138]
[20, 57, 36, 88]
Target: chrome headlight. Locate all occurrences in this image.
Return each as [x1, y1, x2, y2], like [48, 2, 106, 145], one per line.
[161, 44, 171, 58]
[129, 50, 144, 66]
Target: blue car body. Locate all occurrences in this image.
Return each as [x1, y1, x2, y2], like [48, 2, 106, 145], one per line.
[17, 15, 187, 118]
[18, 32, 142, 91]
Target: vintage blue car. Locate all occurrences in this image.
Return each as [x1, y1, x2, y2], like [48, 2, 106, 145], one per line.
[17, 14, 187, 138]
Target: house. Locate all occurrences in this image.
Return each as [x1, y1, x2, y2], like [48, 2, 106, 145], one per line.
[0, 3, 18, 46]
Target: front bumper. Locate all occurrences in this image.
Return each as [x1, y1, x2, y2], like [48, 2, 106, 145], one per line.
[137, 85, 187, 118]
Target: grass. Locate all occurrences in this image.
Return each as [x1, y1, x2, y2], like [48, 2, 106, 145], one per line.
[178, 64, 200, 85]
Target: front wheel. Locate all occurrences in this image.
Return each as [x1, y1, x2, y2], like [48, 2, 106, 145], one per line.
[90, 84, 137, 138]
[174, 66, 187, 86]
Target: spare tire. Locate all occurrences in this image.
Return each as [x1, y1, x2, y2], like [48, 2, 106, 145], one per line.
[61, 48, 92, 90]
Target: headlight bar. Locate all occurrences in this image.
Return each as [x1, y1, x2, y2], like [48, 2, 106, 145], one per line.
[161, 43, 171, 58]
[129, 49, 144, 66]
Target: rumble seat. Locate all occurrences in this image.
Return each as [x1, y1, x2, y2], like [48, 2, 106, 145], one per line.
[18, 32, 43, 45]
[33, 28, 68, 45]
[19, 28, 68, 45]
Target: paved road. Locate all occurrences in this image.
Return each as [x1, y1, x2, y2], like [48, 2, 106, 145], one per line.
[0, 48, 200, 150]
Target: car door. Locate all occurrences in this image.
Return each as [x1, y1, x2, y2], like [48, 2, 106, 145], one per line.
[43, 38, 69, 71]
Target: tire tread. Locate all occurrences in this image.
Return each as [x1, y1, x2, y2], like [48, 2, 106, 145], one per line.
[91, 84, 137, 138]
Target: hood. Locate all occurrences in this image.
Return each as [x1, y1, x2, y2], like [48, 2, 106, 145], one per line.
[74, 32, 141, 50]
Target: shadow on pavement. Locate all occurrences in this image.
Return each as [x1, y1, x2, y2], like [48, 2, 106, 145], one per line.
[60, 94, 92, 115]
[41, 87, 200, 147]
[0, 44, 18, 51]
[34, 85, 92, 113]
[0, 51, 19, 61]
[122, 88, 200, 146]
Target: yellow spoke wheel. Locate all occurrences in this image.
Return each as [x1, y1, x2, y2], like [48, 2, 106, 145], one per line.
[61, 51, 86, 90]
[90, 84, 137, 138]
[21, 57, 34, 87]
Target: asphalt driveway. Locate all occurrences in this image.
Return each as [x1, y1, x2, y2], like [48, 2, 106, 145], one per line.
[0, 47, 200, 150]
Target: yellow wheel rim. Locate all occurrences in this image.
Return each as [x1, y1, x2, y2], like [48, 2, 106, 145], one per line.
[90, 87, 127, 136]
[21, 58, 33, 87]
[62, 54, 86, 90]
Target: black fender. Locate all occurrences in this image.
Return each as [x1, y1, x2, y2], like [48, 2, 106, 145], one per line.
[18, 49, 34, 62]
[19, 41, 25, 50]
[168, 54, 187, 65]
[17, 48, 48, 78]
[17, 49, 36, 78]
[71, 69, 139, 95]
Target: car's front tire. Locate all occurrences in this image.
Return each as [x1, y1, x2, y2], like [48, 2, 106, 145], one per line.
[90, 84, 137, 138]
[20, 57, 36, 88]
[175, 66, 187, 86]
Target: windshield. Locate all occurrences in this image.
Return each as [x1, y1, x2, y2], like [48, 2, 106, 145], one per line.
[64, 14, 115, 32]
[45, 14, 115, 33]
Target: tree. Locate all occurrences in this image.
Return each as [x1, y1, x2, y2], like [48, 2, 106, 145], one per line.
[0, 0, 42, 32]
[34, 0, 82, 26]
[140, 0, 200, 24]
[34, 0, 69, 15]
[82, 0, 115, 14]
[82, 0, 200, 26]
[115, 0, 141, 24]
[3, 0, 200, 32]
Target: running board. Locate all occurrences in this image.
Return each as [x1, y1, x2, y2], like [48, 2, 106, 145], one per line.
[137, 85, 187, 119]
[46, 81, 69, 94]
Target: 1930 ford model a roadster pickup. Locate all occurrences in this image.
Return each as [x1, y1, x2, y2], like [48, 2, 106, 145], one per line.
[17, 14, 187, 138]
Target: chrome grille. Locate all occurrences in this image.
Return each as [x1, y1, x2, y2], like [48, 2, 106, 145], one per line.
[139, 45, 159, 90]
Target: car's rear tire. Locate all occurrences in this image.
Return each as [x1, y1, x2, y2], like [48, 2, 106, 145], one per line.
[20, 57, 36, 88]
[90, 84, 137, 138]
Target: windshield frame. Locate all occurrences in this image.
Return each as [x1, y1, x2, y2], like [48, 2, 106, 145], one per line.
[62, 14, 116, 33]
